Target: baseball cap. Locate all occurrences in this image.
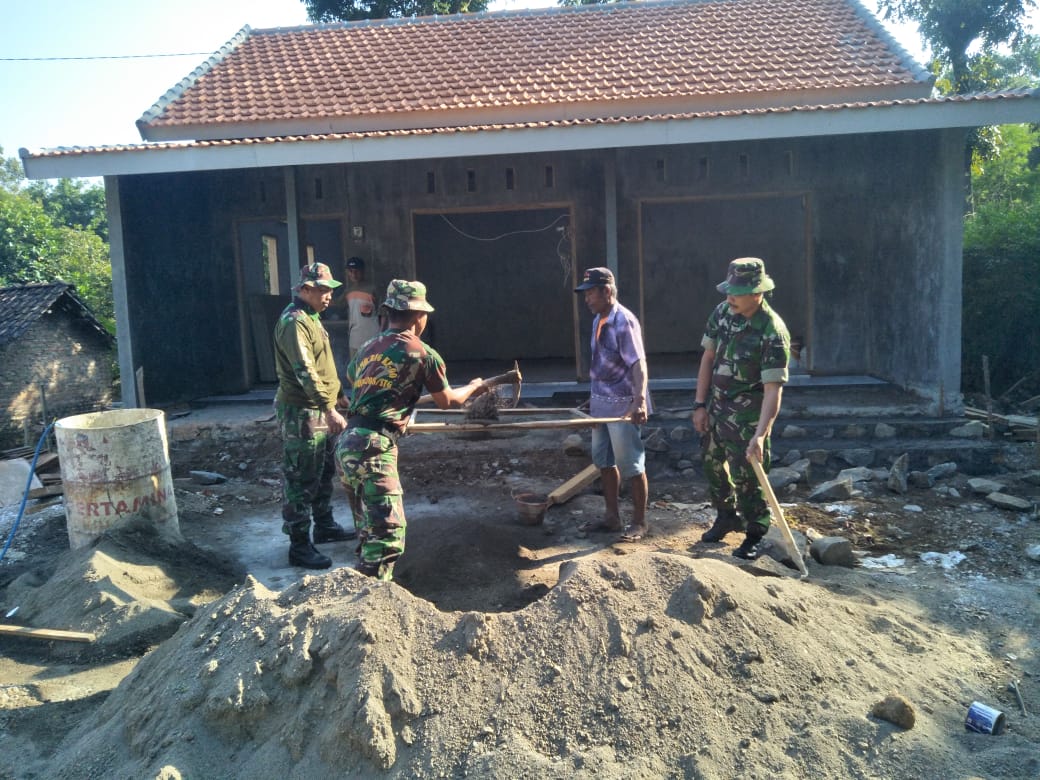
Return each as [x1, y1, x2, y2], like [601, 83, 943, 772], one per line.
[574, 267, 615, 292]
[346, 257, 365, 270]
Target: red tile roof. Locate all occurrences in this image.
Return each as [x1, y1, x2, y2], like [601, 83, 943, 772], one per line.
[138, 0, 932, 142]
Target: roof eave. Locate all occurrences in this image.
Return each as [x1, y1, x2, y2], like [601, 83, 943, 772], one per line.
[22, 94, 1040, 181]
[137, 84, 934, 143]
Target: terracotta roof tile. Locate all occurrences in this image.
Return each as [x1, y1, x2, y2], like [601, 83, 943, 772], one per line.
[24, 91, 1027, 165]
[138, 0, 931, 141]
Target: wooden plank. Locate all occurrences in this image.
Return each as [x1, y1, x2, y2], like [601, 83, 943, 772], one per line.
[25, 497, 62, 515]
[0, 625, 96, 643]
[28, 485, 64, 499]
[409, 417, 628, 434]
[32, 452, 59, 472]
[547, 464, 600, 507]
[1, 446, 34, 460]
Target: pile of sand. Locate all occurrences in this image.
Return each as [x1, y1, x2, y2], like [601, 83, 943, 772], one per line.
[27, 549, 1037, 779]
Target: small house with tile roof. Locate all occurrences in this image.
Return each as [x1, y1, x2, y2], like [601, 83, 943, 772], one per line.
[0, 283, 115, 447]
[19, 0, 1040, 412]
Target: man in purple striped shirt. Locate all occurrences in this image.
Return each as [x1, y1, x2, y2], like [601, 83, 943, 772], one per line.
[574, 267, 651, 542]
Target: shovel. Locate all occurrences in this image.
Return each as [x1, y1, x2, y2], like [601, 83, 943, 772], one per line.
[749, 456, 809, 578]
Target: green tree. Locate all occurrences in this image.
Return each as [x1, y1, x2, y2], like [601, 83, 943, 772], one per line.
[0, 153, 114, 334]
[25, 178, 108, 243]
[971, 122, 1040, 204]
[962, 197, 1040, 394]
[876, 0, 1037, 92]
[305, 0, 487, 22]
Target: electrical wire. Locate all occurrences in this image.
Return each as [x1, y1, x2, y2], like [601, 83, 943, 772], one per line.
[437, 212, 568, 242]
[0, 421, 56, 563]
[0, 53, 210, 62]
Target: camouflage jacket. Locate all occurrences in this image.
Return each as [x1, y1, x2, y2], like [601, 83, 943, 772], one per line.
[344, 329, 449, 434]
[701, 298, 790, 436]
[273, 299, 342, 411]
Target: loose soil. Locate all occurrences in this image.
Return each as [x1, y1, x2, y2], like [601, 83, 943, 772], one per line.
[0, 409, 1038, 779]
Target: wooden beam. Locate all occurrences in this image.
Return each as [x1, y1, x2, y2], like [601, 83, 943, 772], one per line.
[547, 464, 600, 507]
[0, 625, 96, 643]
[409, 417, 627, 434]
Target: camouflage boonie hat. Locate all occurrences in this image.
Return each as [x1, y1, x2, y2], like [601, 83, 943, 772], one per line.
[716, 257, 775, 295]
[297, 262, 342, 289]
[383, 279, 435, 312]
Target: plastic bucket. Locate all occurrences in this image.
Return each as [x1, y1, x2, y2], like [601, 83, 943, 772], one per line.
[55, 409, 180, 549]
[514, 492, 549, 526]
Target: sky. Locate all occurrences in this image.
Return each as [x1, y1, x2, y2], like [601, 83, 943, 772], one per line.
[0, 0, 953, 162]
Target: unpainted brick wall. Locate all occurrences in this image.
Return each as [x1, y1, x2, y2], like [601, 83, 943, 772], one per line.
[0, 315, 115, 449]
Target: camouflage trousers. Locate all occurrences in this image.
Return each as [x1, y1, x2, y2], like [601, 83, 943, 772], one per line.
[701, 426, 772, 532]
[276, 402, 339, 536]
[336, 427, 406, 581]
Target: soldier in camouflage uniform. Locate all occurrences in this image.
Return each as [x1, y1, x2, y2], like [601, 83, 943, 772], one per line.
[336, 280, 485, 581]
[273, 262, 356, 570]
[692, 258, 790, 560]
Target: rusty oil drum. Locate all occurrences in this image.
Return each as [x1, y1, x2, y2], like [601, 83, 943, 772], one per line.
[55, 408, 180, 549]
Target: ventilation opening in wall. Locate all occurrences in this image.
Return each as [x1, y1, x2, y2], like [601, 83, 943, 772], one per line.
[544, 165, 555, 188]
[785, 150, 795, 176]
[698, 157, 709, 180]
[739, 153, 750, 178]
[505, 168, 515, 190]
[467, 169, 477, 192]
[314, 178, 323, 200]
[656, 159, 666, 182]
[427, 171, 436, 194]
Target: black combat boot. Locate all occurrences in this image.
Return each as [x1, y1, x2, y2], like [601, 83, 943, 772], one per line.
[312, 519, 357, 543]
[700, 508, 742, 543]
[288, 529, 332, 569]
[732, 523, 767, 560]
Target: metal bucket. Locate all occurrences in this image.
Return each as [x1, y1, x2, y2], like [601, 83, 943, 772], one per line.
[514, 492, 549, 526]
[55, 408, 180, 549]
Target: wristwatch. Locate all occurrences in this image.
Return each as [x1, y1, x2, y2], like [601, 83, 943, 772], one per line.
[693, 401, 707, 411]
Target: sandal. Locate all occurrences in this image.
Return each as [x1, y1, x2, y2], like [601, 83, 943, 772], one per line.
[619, 524, 648, 542]
[578, 519, 623, 533]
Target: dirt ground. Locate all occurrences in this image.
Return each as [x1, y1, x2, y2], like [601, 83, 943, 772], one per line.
[0, 406, 1038, 779]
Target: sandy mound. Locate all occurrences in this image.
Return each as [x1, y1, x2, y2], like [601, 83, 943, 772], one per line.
[2, 526, 244, 658]
[41, 553, 1037, 779]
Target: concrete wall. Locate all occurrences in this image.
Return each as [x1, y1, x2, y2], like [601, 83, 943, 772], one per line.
[0, 317, 114, 448]
[116, 129, 963, 407]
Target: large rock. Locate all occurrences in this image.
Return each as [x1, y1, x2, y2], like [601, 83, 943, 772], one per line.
[810, 536, 855, 568]
[871, 693, 916, 730]
[669, 426, 695, 443]
[908, 471, 933, 489]
[562, 434, 586, 456]
[806, 449, 830, 466]
[887, 453, 909, 494]
[768, 467, 801, 490]
[985, 492, 1033, 512]
[837, 466, 874, 484]
[874, 422, 897, 439]
[966, 477, 1003, 495]
[643, 428, 670, 453]
[926, 462, 957, 481]
[837, 449, 874, 467]
[808, 478, 854, 502]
